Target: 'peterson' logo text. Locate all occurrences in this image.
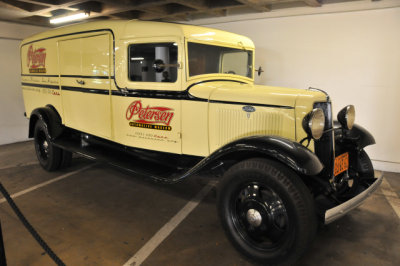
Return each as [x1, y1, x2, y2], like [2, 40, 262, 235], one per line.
[27, 45, 47, 73]
[126, 100, 174, 131]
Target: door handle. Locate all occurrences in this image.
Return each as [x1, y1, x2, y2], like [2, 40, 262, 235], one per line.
[76, 79, 85, 85]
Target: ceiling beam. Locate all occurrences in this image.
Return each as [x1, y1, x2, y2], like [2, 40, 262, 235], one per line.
[172, 0, 231, 17]
[0, 0, 329, 27]
[164, 13, 191, 21]
[209, 9, 228, 17]
[235, 0, 270, 12]
[172, 0, 208, 10]
[98, 0, 172, 10]
[0, 0, 47, 12]
[15, 0, 54, 7]
[20, 0, 87, 16]
[303, 0, 322, 7]
[94, 0, 174, 18]
[70, 1, 104, 13]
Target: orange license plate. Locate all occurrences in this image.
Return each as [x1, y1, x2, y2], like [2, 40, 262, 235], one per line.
[334, 152, 349, 176]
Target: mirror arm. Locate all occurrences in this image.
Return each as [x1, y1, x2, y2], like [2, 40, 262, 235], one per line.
[169, 63, 181, 68]
[255, 66, 264, 76]
[157, 63, 181, 69]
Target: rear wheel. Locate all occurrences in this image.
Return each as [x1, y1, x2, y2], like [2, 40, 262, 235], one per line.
[217, 158, 316, 265]
[34, 119, 62, 171]
[60, 150, 73, 169]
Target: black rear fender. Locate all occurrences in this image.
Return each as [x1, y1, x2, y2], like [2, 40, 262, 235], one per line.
[28, 105, 63, 139]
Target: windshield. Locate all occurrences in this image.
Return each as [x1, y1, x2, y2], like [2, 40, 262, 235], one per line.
[188, 42, 253, 78]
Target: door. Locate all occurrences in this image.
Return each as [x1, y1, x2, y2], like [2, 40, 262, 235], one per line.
[112, 41, 182, 154]
[59, 33, 112, 139]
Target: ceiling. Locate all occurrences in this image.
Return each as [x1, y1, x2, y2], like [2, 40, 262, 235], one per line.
[0, 0, 378, 27]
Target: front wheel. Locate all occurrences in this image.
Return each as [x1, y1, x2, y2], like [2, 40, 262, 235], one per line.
[217, 158, 316, 265]
[337, 149, 375, 199]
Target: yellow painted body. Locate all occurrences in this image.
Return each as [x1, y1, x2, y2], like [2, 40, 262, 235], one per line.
[20, 20, 327, 157]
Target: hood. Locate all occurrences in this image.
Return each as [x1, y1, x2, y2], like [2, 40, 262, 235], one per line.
[188, 81, 328, 107]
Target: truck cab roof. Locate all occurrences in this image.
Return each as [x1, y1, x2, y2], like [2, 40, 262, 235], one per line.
[21, 20, 255, 50]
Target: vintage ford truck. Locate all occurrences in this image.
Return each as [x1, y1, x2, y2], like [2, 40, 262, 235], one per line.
[20, 20, 382, 264]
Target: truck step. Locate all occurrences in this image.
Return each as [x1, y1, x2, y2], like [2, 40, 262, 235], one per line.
[52, 136, 187, 184]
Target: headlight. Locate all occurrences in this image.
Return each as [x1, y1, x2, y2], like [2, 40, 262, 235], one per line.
[337, 105, 355, 130]
[302, 108, 325, 140]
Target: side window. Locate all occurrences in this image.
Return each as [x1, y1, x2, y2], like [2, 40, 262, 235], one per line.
[128, 43, 178, 83]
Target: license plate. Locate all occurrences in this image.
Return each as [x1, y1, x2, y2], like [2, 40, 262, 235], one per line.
[334, 152, 349, 176]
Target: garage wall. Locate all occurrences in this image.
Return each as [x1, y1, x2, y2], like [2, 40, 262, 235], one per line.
[194, 7, 400, 172]
[0, 21, 48, 145]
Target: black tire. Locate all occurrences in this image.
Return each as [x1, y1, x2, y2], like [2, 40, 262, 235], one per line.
[354, 149, 374, 179]
[59, 150, 73, 169]
[217, 158, 317, 265]
[344, 149, 375, 197]
[33, 119, 62, 171]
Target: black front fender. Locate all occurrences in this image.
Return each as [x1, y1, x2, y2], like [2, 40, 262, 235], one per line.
[347, 124, 375, 148]
[334, 122, 375, 149]
[197, 136, 324, 176]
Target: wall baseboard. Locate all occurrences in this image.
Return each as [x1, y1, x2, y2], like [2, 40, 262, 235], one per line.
[372, 160, 400, 173]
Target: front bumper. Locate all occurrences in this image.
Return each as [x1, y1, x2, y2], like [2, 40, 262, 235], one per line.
[324, 172, 383, 224]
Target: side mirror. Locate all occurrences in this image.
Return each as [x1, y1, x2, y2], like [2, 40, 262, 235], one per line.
[255, 66, 264, 76]
[153, 59, 165, 73]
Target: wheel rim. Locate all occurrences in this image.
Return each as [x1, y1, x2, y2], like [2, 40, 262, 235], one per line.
[36, 129, 49, 161]
[230, 182, 291, 251]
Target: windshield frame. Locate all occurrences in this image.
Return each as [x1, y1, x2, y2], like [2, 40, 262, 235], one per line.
[185, 40, 255, 83]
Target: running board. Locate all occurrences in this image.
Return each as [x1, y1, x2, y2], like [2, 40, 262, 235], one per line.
[52, 137, 189, 184]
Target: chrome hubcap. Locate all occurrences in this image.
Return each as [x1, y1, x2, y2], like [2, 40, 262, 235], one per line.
[233, 182, 290, 249]
[246, 209, 262, 227]
[42, 140, 49, 154]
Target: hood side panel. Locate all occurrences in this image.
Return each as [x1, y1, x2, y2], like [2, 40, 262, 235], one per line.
[209, 103, 295, 153]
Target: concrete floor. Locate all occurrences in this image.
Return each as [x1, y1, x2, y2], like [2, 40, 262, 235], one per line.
[0, 141, 399, 265]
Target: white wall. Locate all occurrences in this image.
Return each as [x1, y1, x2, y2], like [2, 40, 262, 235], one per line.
[196, 7, 400, 172]
[0, 21, 48, 145]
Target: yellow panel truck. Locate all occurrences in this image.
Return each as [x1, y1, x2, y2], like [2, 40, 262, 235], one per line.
[20, 20, 382, 264]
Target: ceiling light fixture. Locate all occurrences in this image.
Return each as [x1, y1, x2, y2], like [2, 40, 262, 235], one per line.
[50, 11, 90, 24]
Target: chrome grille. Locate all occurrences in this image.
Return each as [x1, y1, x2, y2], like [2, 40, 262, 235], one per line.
[314, 102, 334, 178]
